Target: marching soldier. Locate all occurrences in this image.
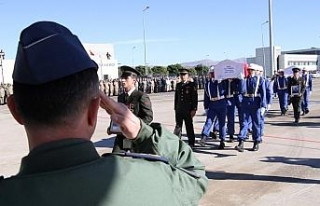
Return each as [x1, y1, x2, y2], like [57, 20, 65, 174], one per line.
[273, 69, 289, 115]
[174, 68, 198, 147]
[288, 67, 306, 123]
[111, 65, 153, 152]
[236, 63, 266, 152]
[301, 67, 312, 115]
[200, 68, 227, 149]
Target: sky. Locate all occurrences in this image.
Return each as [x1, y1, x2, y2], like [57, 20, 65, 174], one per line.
[0, 0, 320, 66]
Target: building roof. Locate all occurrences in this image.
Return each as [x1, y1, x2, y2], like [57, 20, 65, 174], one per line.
[281, 47, 320, 55]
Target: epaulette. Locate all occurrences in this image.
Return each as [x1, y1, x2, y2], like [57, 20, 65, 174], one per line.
[103, 152, 169, 164]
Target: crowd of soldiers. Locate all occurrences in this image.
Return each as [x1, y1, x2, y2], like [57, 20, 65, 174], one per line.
[98, 76, 206, 96]
[0, 83, 13, 105]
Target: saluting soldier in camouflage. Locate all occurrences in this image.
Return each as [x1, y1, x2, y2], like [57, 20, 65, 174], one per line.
[0, 21, 208, 206]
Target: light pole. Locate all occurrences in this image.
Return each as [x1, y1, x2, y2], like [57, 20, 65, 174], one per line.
[0, 49, 5, 84]
[143, 6, 150, 75]
[261, 20, 268, 78]
[131, 46, 136, 67]
[268, 0, 274, 77]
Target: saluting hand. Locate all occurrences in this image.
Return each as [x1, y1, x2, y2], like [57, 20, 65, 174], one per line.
[99, 91, 141, 139]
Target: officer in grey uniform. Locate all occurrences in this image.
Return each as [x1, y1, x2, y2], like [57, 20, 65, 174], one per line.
[0, 21, 208, 206]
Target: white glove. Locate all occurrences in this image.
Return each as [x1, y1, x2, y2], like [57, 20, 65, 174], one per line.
[260, 107, 266, 116]
[310, 91, 312, 96]
[237, 72, 245, 79]
[267, 104, 271, 111]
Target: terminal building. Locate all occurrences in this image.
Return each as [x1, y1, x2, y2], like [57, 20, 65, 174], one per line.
[247, 46, 320, 77]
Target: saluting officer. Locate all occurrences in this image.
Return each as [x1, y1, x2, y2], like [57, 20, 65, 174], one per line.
[200, 68, 227, 149]
[111, 66, 153, 152]
[301, 67, 312, 115]
[273, 69, 289, 115]
[174, 68, 198, 147]
[236, 63, 266, 152]
[288, 67, 306, 123]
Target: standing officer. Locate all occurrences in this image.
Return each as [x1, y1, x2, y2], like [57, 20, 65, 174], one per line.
[288, 67, 306, 123]
[200, 68, 227, 149]
[0, 21, 208, 206]
[301, 67, 312, 115]
[273, 69, 289, 115]
[174, 68, 198, 147]
[111, 65, 153, 152]
[236, 63, 266, 152]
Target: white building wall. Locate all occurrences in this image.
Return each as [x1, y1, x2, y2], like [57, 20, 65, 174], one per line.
[255, 46, 281, 77]
[278, 54, 317, 71]
[83, 44, 118, 80]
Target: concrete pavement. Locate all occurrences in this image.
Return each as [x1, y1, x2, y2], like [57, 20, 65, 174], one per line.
[1, 79, 320, 206]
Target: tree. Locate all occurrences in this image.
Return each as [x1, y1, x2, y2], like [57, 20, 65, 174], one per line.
[194, 64, 209, 76]
[167, 64, 183, 76]
[151, 66, 167, 76]
[135, 65, 152, 76]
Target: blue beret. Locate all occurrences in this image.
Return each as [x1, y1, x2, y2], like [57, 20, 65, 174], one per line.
[13, 21, 98, 85]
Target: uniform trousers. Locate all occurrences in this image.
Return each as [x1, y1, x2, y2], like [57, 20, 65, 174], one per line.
[175, 111, 195, 146]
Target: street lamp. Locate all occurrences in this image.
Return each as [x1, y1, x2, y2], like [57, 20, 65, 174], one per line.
[0, 49, 5, 84]
[132, 46, 136, 67]
[143, 6, 150, 75]
[261, 20, 268, 78]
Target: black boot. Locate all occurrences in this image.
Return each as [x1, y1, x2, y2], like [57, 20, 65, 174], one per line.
[251, 141, 260, 151]
[219, 141, 225, 149]
[235, 140, 244, 152]
[228, 135, 234, 143]
[210, 131, 218, 139]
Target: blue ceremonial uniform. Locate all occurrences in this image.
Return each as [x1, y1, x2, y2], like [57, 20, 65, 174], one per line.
[273, 75, 289, 115]
[224, 79, 240, 140]
[260, 77, 272, 137]
[232, 79, 244, 132]
[201, 79, 227, 142]
[301, 72, 312, 114]
[238, 75, 266, 142]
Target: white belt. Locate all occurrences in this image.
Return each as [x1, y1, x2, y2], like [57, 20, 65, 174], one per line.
[210, 96, 225, 101]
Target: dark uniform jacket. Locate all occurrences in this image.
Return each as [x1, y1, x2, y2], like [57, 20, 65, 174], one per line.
[0, 122, 208, 206]
[288, 76, 306, 97]
[174, 81, 198, 112]
[118, 89, 153, 124]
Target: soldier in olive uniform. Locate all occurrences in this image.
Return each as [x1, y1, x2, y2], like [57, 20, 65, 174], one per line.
[174, 68, 198, 147]
[288, 67, 306, 124]
[111, 65, 153, 152]
[0, 21, 207, 206]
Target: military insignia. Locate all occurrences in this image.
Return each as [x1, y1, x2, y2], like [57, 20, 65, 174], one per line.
[129, 103, 134, 112]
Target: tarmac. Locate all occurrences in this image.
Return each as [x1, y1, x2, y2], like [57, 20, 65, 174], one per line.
[1, 79, 320, 206]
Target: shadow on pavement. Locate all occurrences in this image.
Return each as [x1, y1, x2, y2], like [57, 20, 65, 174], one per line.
[94, 136, 116, 148]
[205, 170, 320, 184]
[262, 156, 320, 169]
[268, 121, 320, 128]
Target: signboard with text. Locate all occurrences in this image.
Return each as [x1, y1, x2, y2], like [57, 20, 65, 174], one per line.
[214, 59, 246, 80]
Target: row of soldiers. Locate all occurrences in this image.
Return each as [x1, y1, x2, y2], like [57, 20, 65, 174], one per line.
[174, 63, 310, 153]
[99, 76, 206, 96]
[0, 83, 13, 105]
[175, 63, 310, 153]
